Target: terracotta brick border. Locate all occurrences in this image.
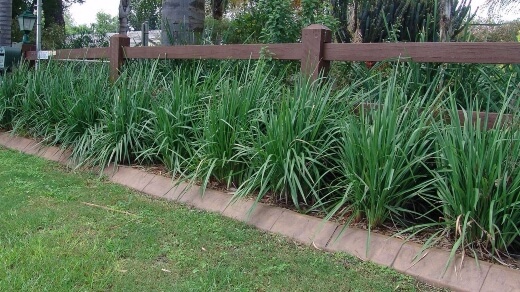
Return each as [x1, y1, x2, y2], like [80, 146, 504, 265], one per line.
[1, 130, 518, 292]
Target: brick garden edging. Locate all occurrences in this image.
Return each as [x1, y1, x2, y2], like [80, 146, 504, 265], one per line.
[1, 131, 519, 292]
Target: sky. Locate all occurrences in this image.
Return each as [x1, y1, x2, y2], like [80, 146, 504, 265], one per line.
[68, 0, 517, 26]
[68, 0, 119, 25]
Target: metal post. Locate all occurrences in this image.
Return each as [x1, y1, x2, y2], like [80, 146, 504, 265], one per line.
[141, 21, 149, 46]
[36, 0, 42, 69]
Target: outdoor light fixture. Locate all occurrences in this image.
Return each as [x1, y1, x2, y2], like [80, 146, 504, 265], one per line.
[17, 10, 37, 44]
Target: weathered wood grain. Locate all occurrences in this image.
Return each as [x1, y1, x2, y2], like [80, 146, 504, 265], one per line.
[110, 35, 130, 82]
[26, 48, 109, 60]
[301, 24, 332, 80]
[324, 42, 520, 64]
[123, 44, 302, 60]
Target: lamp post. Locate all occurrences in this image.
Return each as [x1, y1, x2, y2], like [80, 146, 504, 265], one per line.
[17, 10, 37, 44]
[17, 10, 37, 68]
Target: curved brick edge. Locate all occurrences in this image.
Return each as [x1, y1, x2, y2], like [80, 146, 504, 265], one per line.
[1, 130, 519, 292]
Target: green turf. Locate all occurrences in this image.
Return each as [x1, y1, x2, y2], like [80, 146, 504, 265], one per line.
[0, 147, 441, 291]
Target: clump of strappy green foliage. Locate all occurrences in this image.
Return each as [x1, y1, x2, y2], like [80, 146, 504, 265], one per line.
[1, 59, 519, 264]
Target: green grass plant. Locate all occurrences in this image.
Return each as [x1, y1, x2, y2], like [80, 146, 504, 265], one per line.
[189, 61, 279, 190]
[73, 61, 158, 168]
[1, 58, 519, 263]
[332, 61, 519, 111]
[431, 89, 520, 261]
[143, 64, 207, 177]
[0, 61, 111, 148]
[0, 64, 32, 128]
[233, 76, 348, 209]
[325, 66, 439, 229]
[0, 148, 433, 291]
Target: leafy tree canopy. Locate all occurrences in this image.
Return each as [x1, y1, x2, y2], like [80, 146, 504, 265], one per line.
[129, 0, 162, 30]
[64, 11, 117, 48]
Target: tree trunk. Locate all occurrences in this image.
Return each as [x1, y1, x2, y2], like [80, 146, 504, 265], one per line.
[0, 0, 13, 46]
[161, 0, 205, 45]
[119, 0, 131, 35]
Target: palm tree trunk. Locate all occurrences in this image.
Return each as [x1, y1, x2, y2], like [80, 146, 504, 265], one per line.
[0, 0, 13, 46]
[161, 0, 205, 45]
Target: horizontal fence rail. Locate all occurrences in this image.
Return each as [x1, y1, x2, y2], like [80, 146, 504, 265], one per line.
[323, 42, 520, 64]
[27, 47, 109, 60]
[26, 42, 520, 63]
[123, 44, 303, 60]
[24, 25, 520, 82]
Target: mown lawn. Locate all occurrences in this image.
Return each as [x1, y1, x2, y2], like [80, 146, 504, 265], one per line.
[0, 147, 440, 291]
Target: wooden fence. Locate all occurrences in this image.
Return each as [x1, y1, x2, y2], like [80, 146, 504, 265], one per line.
[23, 24, 520, 129]
[25, 24, 520, 81]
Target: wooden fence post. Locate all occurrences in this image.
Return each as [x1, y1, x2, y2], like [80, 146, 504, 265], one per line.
[301, 24, 332, 81]
[21, 44, 36, 68]
[109, 34, 130, 82]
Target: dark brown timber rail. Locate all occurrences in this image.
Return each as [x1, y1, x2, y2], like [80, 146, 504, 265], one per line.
[324, 42, 520, 63]
[27, 47, 109, 60]
[123, 44, 302, 60]
[25, 25, 520, 82]
[26, 42, 520, 64]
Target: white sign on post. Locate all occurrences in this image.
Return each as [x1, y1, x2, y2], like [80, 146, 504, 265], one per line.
[37, 51, 50, 60]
